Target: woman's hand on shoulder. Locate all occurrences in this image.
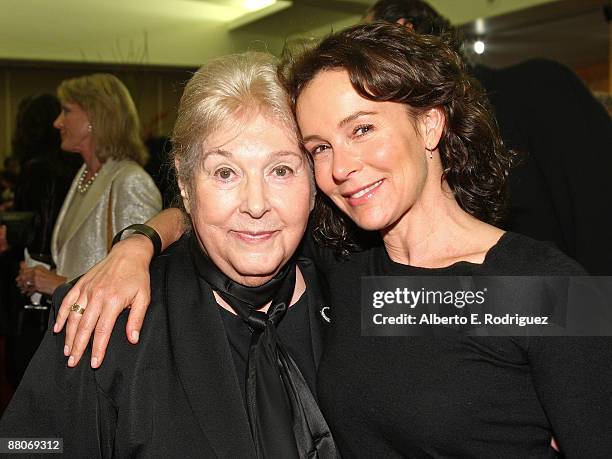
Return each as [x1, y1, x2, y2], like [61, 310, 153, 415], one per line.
[55, 234, 154, 368]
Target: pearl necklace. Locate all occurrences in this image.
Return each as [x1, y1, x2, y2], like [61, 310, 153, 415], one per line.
[76, 168, 99, 194]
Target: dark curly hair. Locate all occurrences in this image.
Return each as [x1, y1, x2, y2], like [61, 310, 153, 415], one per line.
[280, 22, 516, 254]
[366, 0, 451, 36]
[365, 0, 463, 54]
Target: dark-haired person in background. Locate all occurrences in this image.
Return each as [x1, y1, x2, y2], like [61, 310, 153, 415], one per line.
[0, 157, 20, 210]
[366, 0, 612, 275]
[4, 95, 82, 264]
[0, 94, 81, 391]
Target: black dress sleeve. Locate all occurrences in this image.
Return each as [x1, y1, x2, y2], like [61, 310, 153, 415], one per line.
[501, 234, 612, 455]
[527, 336, 612, 457]
[0, 298, 116, 458]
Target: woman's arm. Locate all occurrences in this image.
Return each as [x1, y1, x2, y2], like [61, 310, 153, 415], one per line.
[529, 336, 612, 456]
[55, 207, 186, 368]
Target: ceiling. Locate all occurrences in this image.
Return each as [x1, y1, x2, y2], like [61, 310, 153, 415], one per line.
[0, 0, 607, 68]
[460, 0, 610, 68]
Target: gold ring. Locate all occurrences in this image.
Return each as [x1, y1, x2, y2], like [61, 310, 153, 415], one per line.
[70, 303, 85, 315]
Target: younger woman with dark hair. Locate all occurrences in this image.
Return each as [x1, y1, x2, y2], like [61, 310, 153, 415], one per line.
[284, 22, 515, 254]
[51, 24, 611, 457]
[283, 23, 611, 457]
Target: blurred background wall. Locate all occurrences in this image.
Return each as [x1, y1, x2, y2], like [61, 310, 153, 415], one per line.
[0, 0, 610, 161]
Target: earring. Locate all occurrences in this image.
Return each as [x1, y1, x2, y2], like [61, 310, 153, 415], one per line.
[87, 124, 92, 132]
[426, 147, 433, 159]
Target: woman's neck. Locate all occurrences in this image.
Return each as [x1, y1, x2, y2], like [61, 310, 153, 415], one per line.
[80, 145, 102, 176]
[84, 157, 102, 175]
[381, 180, 503, 268]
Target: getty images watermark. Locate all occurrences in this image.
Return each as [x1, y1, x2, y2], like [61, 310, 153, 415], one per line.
[361, 277, 612, 336]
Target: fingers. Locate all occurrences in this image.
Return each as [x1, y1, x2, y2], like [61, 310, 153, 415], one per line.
[66, 299, 104, 367]
[58, 277, 90, 354]
[23, 284, 36, 296]
[55, 284, 81, 333]
[90, 303, 124, 368]
[15, 266, 35, 295]
[126, 290, 151, 344]
[63, 298, 86, 357]
[53, 238, 154, 368]
[25, 267, 42, 295]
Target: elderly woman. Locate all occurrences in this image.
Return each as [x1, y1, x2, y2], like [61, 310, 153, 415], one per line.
[0, 53, 337, 458]
[53, 25, 612, 457]
[15, 74, 161, 297]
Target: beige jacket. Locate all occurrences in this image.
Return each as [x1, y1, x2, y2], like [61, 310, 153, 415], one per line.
[51, 159, 162, 281]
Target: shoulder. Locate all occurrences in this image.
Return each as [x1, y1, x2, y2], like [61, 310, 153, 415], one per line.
[487, 232, 587, 275]
[297, 256, 327, 295]
[110, 160, 153, 183]
[497, 59, 574, 83]
[511, 58, 571, 75]
[504, 59, 590, 101]
[112, 160, 161, 199]
[150, 234, 192, 283]
[101, 160, 156, 193]
[301, 226, 382, 275]
[475, 59, 578, 97]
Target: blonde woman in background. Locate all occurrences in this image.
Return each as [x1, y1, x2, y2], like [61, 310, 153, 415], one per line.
[16, 74, 161, 297]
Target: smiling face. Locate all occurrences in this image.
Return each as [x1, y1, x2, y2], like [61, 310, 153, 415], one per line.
[179, 112, 313, 286]
[297, 69, 441, 233]
[53, 101, 92, 153]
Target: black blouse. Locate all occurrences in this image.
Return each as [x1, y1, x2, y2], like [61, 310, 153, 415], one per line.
[219, 291, 317, 405]
[308, 232, 612, 458]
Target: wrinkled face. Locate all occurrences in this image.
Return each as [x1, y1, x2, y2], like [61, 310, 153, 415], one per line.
[297, 70, 435, 232]
[53, 101, 92, 153]
[180, 112, 313, 286]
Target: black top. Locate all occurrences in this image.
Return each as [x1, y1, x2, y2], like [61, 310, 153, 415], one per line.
[13, 152, 81, 258]
[219, 291, 317, 404]
[0, 235, 329, 458]
[307, 232, 612, 458]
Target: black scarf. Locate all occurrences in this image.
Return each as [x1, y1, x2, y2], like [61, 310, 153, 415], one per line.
[190, 236, 338, 458]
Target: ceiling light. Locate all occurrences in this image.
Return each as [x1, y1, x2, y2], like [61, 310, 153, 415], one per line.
[244, 0, 275, 11]
[475, 18, 486, 35]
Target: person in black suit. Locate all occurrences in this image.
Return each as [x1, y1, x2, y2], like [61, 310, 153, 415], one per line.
[0, 95, 81, 389]
[0, 52, 337, 458]
[366, 0, 612, 274]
